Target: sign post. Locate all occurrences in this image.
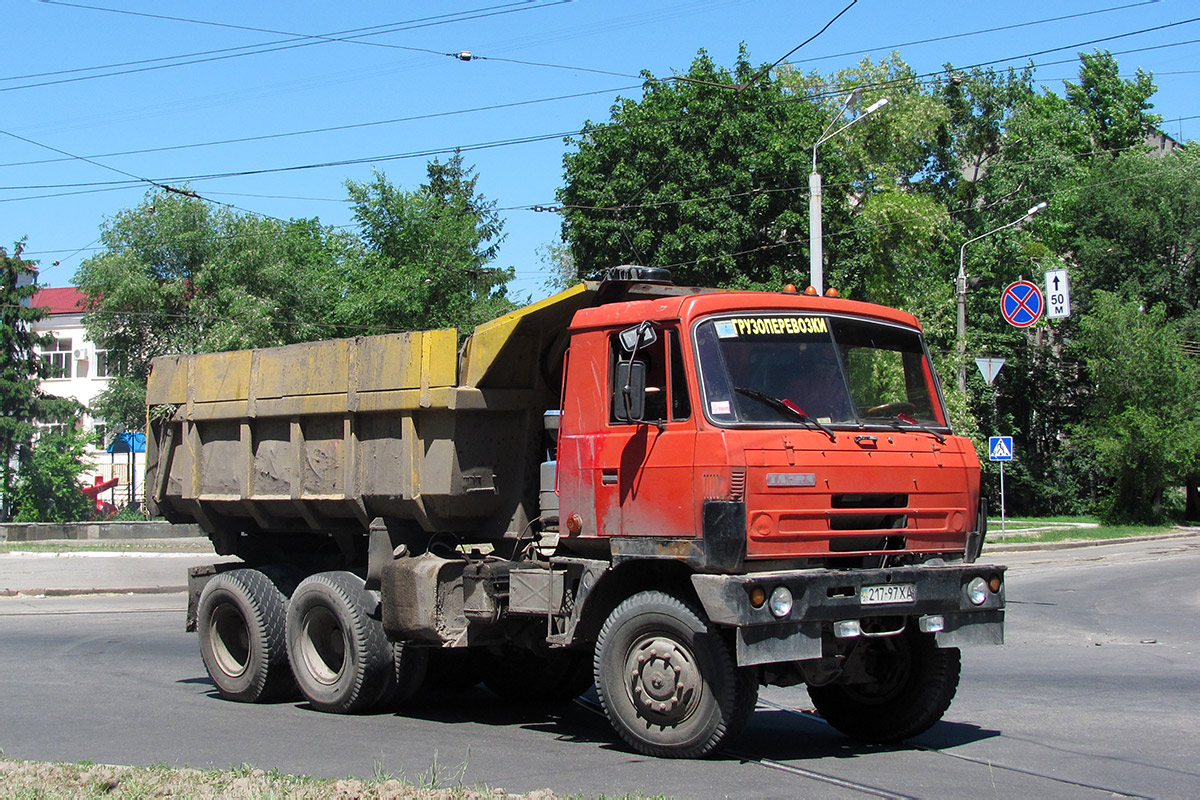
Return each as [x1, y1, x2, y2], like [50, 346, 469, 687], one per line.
[988, 436, 1013, 531]
[1044, 268, 1071, 319]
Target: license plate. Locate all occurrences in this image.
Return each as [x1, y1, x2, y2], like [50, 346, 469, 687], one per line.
[860, 583, 916, 605]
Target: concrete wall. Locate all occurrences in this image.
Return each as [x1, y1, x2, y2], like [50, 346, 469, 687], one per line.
[0, 520, 202, 542]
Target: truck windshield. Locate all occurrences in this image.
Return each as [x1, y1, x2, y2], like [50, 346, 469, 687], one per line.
[694, 314, 948, 430]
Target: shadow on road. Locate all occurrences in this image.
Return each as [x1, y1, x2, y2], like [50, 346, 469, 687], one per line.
[180, 673, 1001, 761]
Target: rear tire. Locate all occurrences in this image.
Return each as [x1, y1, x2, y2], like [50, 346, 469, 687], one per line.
[285, 571, 394, 714]
[379, 642, 429, 707]
[807, 629, 960, 743]
[594, 591, 756, 758]
[196, 568, 295, 703]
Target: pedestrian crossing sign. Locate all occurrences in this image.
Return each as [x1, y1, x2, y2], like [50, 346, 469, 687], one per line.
[988, 436, 1013, 461]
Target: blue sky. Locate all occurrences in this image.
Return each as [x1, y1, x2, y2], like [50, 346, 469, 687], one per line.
[4, 0, 1197, 301]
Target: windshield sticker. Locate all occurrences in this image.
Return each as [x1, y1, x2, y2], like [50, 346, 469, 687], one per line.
[710, 400, 732, 415]
[713, 320, 737, 339]
[732, 316, 828, 336]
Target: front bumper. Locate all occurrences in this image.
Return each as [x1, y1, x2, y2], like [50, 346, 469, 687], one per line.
[691, 563, 1005, 667]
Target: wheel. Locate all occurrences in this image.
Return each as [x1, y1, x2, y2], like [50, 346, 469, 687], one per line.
[285, 571, 394, 714]
[807, 629, 960, 743]
[196, 568, 295, 703]
[594, 591, 757, 758]
[379, 642, 429, 707]
[482, 647, 595, 702]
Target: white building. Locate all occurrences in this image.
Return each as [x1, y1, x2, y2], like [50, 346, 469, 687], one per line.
[29, 286, 144, 510]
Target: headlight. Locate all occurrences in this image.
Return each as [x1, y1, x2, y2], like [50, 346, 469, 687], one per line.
[768, 586, 793, 618]
[967, 576, 989, 606]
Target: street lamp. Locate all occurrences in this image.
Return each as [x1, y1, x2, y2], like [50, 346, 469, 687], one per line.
[956, 201, 1048, 391]
[809, 94, 889, 294]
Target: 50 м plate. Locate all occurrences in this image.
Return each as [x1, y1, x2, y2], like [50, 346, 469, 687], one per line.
[861, 583, 916, 605]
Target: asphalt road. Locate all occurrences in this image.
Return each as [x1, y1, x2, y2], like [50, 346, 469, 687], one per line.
[0, 537, 1197, 798]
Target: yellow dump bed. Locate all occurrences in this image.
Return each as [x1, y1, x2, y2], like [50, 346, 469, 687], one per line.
[145, 283, 597, 539]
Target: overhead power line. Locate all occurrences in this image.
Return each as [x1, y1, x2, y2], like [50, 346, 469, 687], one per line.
[5, 0, 576, 93]
[0, 86, 640, 169]
[789, 0, 1163, 66]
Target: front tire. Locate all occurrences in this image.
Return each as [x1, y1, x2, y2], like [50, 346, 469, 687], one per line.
[285, 571, 394, 714]
[594, 591, 757, 758]
[807, 629, 960, 743]
[196, 568, 295, 703]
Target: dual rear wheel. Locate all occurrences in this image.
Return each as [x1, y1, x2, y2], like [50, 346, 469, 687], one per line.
[196, 568, 426, 713]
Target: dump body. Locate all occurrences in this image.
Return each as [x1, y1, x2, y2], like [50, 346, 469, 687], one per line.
[146, 283, 599, 544]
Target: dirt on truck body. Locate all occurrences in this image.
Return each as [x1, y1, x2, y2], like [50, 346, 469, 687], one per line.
[147, 266, 1004, 758]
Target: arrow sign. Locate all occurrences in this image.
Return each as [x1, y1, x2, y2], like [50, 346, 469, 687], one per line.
[1044, 268, 1071, 319]
[1001, 280, 1043, 327]
[988, 436, 1013, 461]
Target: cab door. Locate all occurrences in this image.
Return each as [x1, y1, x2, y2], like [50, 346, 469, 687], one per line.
[597, 326, 696, 539]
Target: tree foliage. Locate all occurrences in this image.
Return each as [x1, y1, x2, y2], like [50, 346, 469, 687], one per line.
[75, 193, 354, 430]
[0, 242, 46, 520]
[11, 428, 95, 523]
[560, 47, 824, 288]
[1073, 293, 1200, 522]
[342, 153, 515, 335]
[1065, 50, 1161, 153]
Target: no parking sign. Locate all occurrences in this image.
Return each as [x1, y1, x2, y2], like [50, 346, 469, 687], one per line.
[1001, 280, 1043, 327]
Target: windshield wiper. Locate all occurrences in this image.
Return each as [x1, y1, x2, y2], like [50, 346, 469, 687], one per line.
[734, 387, 837, 442]
[863, 412, 946, 444]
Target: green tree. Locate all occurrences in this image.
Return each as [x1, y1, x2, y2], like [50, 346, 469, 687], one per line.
[342, 153, 515, 335]
[0, 242, 46, 521]
[11, 428, 95, 523]
[1073, 293, 1200, 521]
[1061, 147, 1200, 319]
[1065, 50, 1161, 153]
[75, 191, 354, 430]
[559, 47, 824, 288]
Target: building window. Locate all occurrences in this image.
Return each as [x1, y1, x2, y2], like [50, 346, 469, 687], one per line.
[35, 421, 69, 439]
[95, 350, 119, 378]
[40, 338, 73, 379]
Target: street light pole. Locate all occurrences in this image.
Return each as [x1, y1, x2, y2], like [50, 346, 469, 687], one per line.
[956, 201, 1048, 391]
[809, 95, 888, 294]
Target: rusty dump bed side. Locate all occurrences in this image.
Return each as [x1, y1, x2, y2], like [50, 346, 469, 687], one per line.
[145, 283, 602, 541]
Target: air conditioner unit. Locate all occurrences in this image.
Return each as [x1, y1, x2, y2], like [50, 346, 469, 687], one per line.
[73, 347, 88, 361]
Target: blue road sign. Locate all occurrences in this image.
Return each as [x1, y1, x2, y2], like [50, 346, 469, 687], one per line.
[988, 436, 1013, 461]
[1001, 280, 1043, 328]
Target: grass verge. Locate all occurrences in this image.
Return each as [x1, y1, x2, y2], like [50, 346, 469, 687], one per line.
[989, 519, 1178, 544]
[0, 758, 561, 799]
[0, 538, 215, 555]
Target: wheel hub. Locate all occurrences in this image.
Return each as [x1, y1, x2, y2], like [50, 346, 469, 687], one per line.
[627, 638, 700, 720]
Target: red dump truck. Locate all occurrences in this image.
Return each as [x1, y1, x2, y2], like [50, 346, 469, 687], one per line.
[146, 266, 1003, 758]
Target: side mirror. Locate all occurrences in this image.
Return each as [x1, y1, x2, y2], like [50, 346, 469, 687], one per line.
[618, 323, 658, 353]
[613, 360, 647, 422]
